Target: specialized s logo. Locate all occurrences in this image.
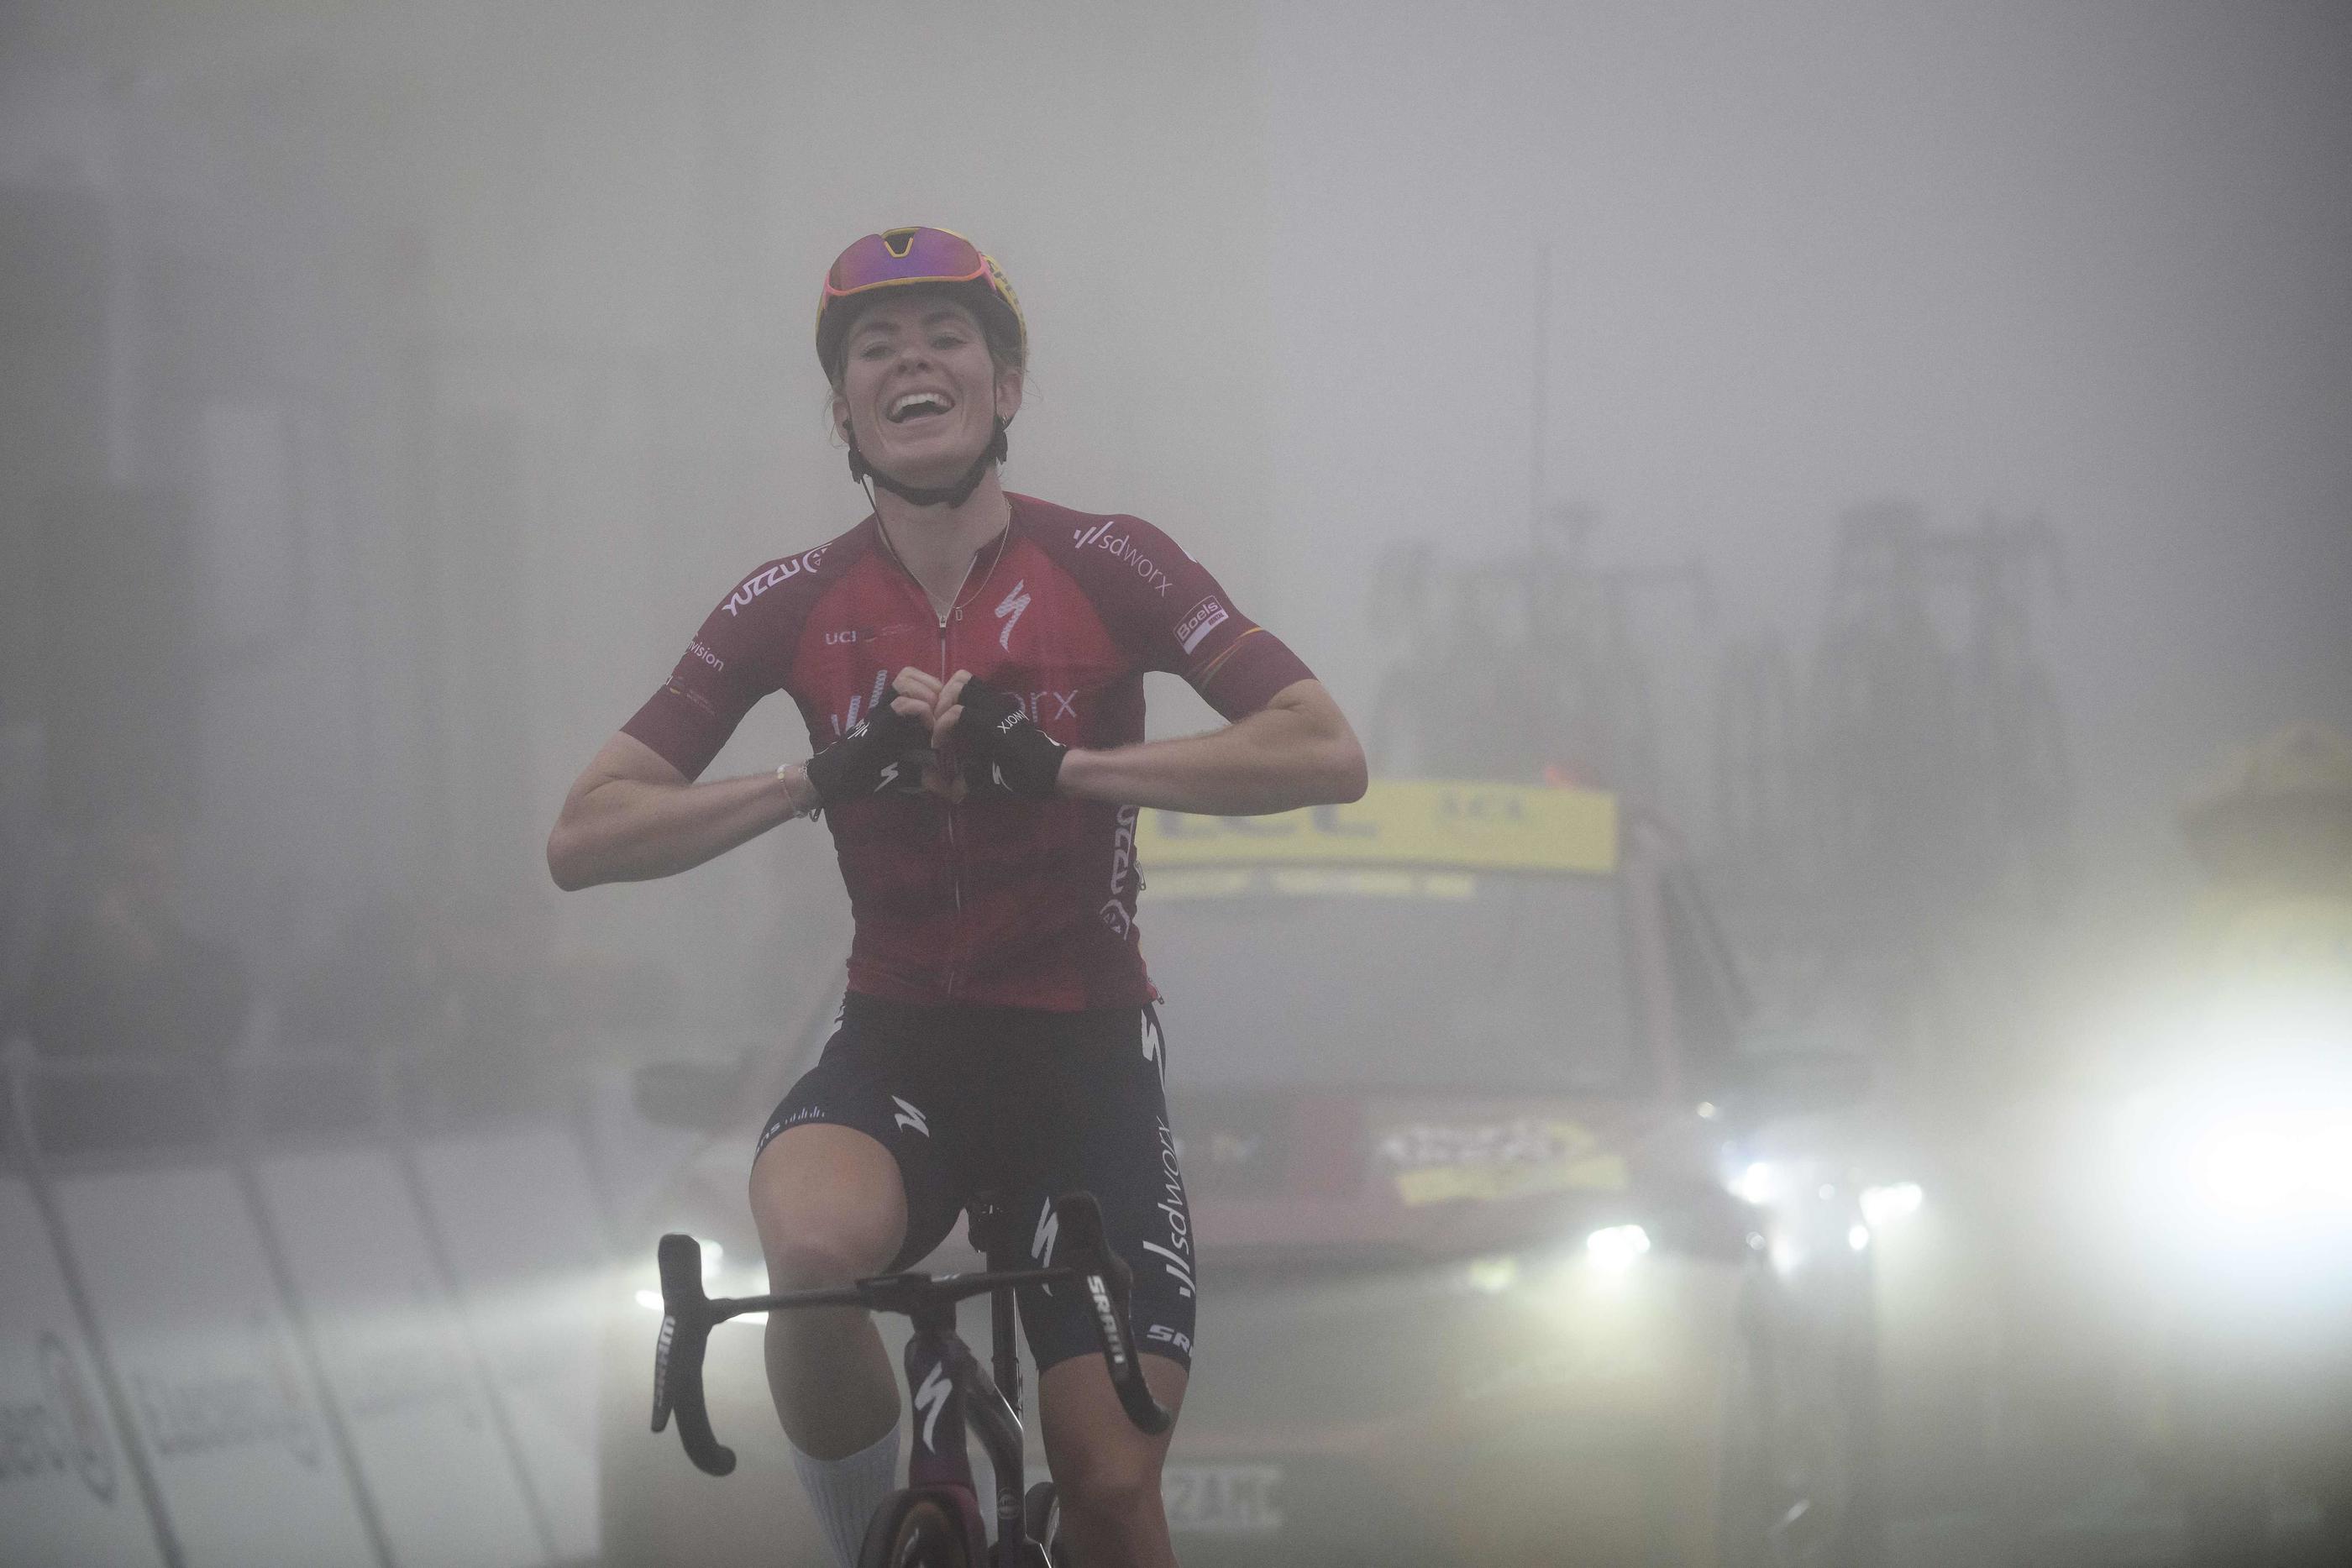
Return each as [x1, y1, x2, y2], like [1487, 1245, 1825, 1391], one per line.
[1031, 1196, 1059, 1298]
[1142, 1007, 1165, 1085]
[995, 578, 1030, 650]
[912, 1363, 953, 1453]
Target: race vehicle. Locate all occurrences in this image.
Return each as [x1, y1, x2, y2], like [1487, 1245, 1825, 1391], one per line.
[598, 779, 1889, 1567]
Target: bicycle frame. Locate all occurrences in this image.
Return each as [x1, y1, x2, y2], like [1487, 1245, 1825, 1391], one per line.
[651, 1190, 1168, 1567]
[892, 1268, 1055, 1563]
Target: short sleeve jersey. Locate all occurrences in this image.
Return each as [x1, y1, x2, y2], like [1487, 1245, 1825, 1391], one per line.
[622, 493, 1315, 1009]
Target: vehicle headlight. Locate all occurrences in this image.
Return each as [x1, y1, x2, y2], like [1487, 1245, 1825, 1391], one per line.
[2119, 1051, 2352, 1229]
[1859, 1181, 1924, 1230]
[1584, 1224, 1652, 1272]
[1726, 1160, 1778, 1207]
[1458, 1223, 1656, 1302]
[2184, 1104, 2352, 1219]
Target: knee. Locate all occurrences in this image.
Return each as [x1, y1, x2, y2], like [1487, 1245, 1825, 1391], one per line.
[748, 1127, 906, 1288]
[762, 1226, 885, 1289]
[750, 1182, 900, 1289]
[1053, 1452, 1163, 1529]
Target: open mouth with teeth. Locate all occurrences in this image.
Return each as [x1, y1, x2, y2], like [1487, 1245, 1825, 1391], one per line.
[887, 391, 955, 424]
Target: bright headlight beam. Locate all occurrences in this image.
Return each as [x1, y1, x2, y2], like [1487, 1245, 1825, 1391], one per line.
[1585, 1225, 1651, 1271]
[1859, 1182, 1924, 1228]
[2115, 1030, 2352, 1240]
[1729, 1162, 1777, 1207]
[2189, 1115, 2352, 1216]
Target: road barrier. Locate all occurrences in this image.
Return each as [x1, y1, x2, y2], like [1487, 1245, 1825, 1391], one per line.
[1, 1041, 613, 1568]
[0, 1172, 170, 1568]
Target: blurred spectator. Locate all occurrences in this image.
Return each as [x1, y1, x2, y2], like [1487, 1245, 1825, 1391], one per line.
[19, 808, 249, 1153]
[281, 893, 451, 1054]
[24, 807, 249, 1062]
[285, 881, 682, 1122]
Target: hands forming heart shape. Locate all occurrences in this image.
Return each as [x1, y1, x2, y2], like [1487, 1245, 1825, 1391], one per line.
[880, 667, 1071, 803]
[808, 667, 1068, 808]
[883, 665, 980, 803]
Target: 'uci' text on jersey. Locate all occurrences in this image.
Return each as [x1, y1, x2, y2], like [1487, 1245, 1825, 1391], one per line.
[622, 495, 1315, 1009]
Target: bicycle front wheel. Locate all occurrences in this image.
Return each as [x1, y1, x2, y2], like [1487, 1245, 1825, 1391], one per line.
[858, 1489, 970, 1568]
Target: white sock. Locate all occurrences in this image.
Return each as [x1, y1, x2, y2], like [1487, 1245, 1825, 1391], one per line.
[789, 1420, 901, 1568]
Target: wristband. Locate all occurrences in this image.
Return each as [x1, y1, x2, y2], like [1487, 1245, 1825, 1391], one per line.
[776, 762, 821, 821]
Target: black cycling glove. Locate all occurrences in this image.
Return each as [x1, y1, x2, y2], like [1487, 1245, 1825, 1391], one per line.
[954, 676, 1068, 800]
[802, 698, 933, 805]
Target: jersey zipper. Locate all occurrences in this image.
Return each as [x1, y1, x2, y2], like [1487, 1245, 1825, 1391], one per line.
[882, 522, 997, 1002]
[937, 606, 966, 1000]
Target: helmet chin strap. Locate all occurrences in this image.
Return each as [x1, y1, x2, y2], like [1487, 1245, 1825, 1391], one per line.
[848, 418, 1010, 509]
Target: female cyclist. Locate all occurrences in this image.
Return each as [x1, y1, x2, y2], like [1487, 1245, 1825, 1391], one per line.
[547, 226, 1365, 1568]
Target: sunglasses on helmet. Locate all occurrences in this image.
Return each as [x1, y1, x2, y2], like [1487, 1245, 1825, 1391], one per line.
[816, 227, 1026, 382]
[823, 227, 992, 300]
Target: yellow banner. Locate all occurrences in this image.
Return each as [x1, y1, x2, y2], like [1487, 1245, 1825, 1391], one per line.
[1394, 1153, 1630, 1207]
[1134, 779, 1618, 874]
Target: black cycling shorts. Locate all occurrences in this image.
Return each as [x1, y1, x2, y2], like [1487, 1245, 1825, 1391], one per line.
[756, 993, 1197, 1374]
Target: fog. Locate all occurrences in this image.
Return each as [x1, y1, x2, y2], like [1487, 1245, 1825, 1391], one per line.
[6, 2, 2348, 987]
[1259, 2, 2352, 870]
[4, 3, 2350, 1565]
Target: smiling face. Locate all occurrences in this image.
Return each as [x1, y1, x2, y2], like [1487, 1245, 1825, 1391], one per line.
[832, 294, 1023, 489]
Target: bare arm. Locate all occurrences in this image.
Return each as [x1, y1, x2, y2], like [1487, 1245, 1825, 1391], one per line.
[550, 670, 955, 890]
[1050, 678, 1367, 815]
[545, 731, 816, 891]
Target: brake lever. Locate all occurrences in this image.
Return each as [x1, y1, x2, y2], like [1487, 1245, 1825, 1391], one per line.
[1051, 1193, 1174, 1436]
[653, 1233, 738, 1476]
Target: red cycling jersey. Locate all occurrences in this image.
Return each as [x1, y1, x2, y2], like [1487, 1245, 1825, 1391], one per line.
[622, 493, 1315, 1009]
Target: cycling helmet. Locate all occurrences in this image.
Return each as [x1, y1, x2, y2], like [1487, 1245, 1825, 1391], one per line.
[816, 226, 1026, 387]
[816, 226, 1026, 506]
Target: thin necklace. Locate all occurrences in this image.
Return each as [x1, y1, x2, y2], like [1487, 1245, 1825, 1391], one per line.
[869, 486, 1011, 625]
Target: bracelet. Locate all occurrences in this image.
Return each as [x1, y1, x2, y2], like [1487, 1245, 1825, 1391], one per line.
[776, 762, 821, 821]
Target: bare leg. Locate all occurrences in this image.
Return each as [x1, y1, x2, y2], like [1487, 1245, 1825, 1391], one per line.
[748, 1123, 907, 1456]
[1041, 1352, 1189, 1568]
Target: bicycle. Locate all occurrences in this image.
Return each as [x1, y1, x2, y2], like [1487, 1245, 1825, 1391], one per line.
[651, 1189, 1172, 1567]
